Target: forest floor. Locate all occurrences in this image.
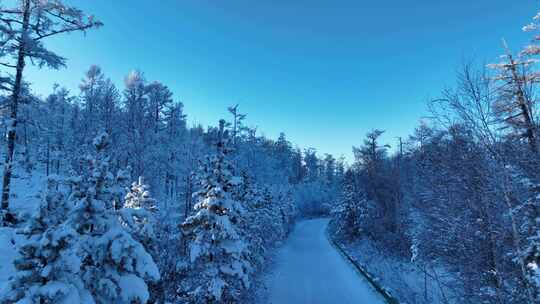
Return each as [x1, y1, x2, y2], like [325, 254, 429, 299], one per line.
[336, 237, 462, 304]
[0, 168, 46, 294]
[263, 218, 387, 304]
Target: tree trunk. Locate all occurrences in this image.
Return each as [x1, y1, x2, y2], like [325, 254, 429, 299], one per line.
[506, 53, 538, 153]
[1, 0, 30, 217]
[22, 116, 30, 173]
[46, 138, 50, 176]
[184, 173, 192, 219]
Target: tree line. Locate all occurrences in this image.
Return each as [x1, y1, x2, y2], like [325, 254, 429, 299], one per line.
[0, 1, 342, 303]
[331, 7, 540, 304]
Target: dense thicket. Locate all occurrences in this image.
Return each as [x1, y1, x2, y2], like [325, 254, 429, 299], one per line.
[330, 8, 540, 304]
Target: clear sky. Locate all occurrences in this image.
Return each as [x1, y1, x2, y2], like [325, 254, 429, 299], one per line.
[24, 0, 539, 162]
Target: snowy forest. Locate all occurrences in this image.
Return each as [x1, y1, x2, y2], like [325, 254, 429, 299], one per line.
[1, 1, 540, 304]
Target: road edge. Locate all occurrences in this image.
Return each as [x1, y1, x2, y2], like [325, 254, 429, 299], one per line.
[325, 224, 401, 304]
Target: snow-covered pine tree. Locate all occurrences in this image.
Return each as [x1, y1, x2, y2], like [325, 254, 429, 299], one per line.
[121, 176, 158, 252]
[233, 170, 267, 268]
[66, 132, 160, 304]
[181, 120, 251, 303]
[111, 167, 131, 210]
[278, 189, 297, 235]
[259, 187, 288, 245]
[1, 176, 89, 304]
[331, 170, 356, 240]
[120, 176, 161, 303]
[330, 169, 373, 241]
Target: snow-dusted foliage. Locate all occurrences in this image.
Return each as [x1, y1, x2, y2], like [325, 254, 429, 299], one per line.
[121, 176, 158, 251]
[328, 10, 540, 299]
[522, 9, 540, 57]
[0, 0, 102, 223]
[487, 49, 539, 154]
[1, 133, 160, 304]
[330, 170, 369, 240]
[232, 172, 267, 267]
[0, 66, 322, 301]
[180, 120, 251, 302]
[111, 168, 132, 210]
[0, 176, 86, 304]
[66, 132, 160, 304]
[120, 176, 161, 303]
[510, 170, 540, 302]
[330, 60, 540, 303]
[229, 171, 295, 273]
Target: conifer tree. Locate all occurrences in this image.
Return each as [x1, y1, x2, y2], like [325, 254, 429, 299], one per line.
[66, 132, 160, 303]
[181, 120, 251, 303]
[120, 176, 161, 303]
[1, 176, 87, 304]
[121, 176, 158, 252]
[234, 171, 267, 268]
[488, 38, 538, 154]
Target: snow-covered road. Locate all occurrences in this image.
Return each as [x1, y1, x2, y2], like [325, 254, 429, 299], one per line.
[266, 218, 387, 304]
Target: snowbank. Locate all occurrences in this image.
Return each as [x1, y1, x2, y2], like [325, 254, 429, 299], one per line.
[336, 238, 463, 304]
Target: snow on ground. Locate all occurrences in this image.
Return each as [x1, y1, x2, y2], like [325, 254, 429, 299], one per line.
[340, 238, 462, 304]
[0, 227, 18, 294]
[264, 218, 386, 304]
[6, 167, 47, 218]
[0, 166, 47, 294]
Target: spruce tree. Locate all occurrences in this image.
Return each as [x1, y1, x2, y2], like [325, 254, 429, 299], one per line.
[331, 169, 367, 241]
[1, 176, 87, 304]
[120, 176, 161, 303]
[234, 171, 266, 268]
[181, 120, 251, 303]
[121, 176, 158, 252]
[66, 132, 160, 303]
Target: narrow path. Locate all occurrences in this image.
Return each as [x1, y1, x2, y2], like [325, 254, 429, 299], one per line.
[266, 218, 387, 304]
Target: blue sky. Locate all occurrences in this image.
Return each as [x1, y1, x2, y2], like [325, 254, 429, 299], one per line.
[24, 0, 539, 162]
